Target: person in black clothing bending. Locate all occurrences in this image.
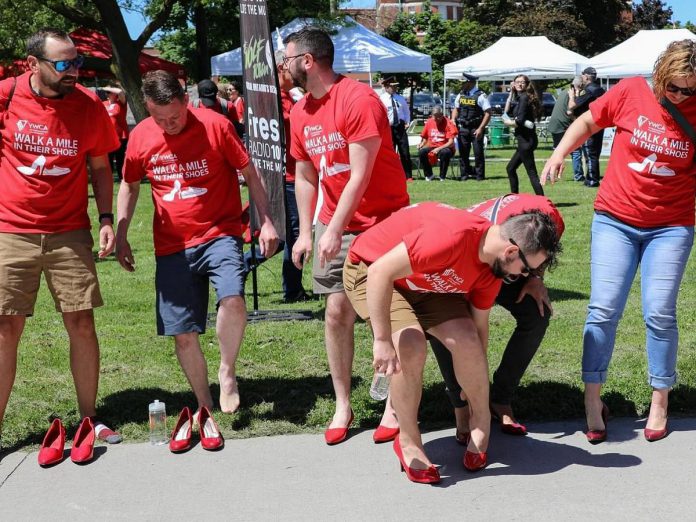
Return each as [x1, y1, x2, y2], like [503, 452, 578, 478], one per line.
[569, 66, 606, 188]
[503, 75, 544, 195]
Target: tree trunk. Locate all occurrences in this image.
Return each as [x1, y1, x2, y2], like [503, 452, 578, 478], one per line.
[92, 0, 148, 122]
[194, 1, 210, 81]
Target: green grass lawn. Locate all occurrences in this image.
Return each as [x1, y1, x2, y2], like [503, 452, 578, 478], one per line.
[4, 148, 696, 451]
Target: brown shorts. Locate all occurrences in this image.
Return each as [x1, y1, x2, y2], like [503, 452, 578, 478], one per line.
[312, 221, 359, 295]
[343, 258, 471, 332]
[0, 230, 103, 315]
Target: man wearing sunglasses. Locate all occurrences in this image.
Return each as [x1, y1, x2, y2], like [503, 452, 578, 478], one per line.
[569, 67, 606, 188]
[0, 28, 122, 444]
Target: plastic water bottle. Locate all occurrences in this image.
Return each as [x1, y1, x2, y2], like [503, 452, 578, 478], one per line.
[148, 400, 168, 445]
[524, 120, 535, 129]
[369, 373, 390, 401]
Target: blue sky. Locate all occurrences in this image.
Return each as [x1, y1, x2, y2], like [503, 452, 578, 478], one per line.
[122, 1, 696, 41]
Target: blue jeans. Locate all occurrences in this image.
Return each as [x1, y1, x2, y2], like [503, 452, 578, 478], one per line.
[582, 213, 694, 388]
[571, 147, 583, 179]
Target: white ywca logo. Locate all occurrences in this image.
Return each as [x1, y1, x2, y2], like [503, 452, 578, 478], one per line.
[162, 179, 207, 201]
[16, 120, 28, 131]
[16, 120, 48, 134]
[16, 155, 70, 176]
[637, 115, 649, 127]
[303, 124, 322, 137]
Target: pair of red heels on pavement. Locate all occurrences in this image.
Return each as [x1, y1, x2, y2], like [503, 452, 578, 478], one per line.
[38, 417, 96, 467]
[585, 402, 668, 443]
[169, 406, 224, 452]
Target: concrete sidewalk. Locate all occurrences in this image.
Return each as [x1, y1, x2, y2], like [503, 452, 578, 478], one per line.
[1, 417, 695, 520]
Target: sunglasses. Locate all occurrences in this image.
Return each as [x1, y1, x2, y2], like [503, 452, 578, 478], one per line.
[665, 82, 696, 96]
[36, 55, 85, 73]
[508, 238, 545, 276]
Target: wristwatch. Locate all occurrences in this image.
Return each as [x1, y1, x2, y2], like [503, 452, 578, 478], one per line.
[98, 212, 114, 224]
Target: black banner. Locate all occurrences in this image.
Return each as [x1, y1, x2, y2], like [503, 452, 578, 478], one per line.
[239, 0, 286, 240]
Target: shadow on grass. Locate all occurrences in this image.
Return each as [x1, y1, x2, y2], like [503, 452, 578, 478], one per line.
[547, 287, 588, 302]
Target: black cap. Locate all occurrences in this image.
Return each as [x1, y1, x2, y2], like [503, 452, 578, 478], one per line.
[197, 79, 218, 107]
[381, 76, 399, 86]
[582, 66, 597, 76]
[462, 73, 478, 82]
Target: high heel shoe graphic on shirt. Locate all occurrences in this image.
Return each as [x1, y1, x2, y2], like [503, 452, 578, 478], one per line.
[163, 179, 208, 201]
[628, 153, 675, 176]
[16, 155, 71, 177]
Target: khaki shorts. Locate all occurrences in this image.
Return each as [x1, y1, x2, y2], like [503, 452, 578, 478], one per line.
[312, 221, 359, 294]
[343, 258, 471, 332]
[0, 230, 103, 315]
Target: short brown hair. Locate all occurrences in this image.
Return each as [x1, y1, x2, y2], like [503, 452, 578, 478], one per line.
[652, 39, 696, 100]
[26, 28, 71, 58]
[141, 70, 185, 105]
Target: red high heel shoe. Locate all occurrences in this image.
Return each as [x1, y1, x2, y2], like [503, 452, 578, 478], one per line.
[393, 437, 440, 484]
[463, 450, 488, 472]
[170, 407, 193, 453]
[38, 418, 66, 467]
[586, 402, 609, 444]
[373, 425, 399, 444]
[71, 417, 95, 464]
[644, 418, 668, 442]
[198, 406, 224, 450]
[491, 405, 527, 436]
[324, 410, 354, 445]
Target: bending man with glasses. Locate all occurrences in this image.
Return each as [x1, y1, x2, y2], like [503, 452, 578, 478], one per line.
[344, 201, 561, 482]
[0, 28, 123, 445]
[373, 194, 564, 445]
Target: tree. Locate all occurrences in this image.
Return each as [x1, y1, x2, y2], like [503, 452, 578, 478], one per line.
[633, 0, 673, 30]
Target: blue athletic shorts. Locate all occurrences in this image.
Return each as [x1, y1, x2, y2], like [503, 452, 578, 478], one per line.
[155, 236, 245, 336]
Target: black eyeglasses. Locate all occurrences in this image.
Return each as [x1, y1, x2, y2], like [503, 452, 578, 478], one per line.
[36, 55, 84, 73]
[666, 82, 696, 96]
[282, 54, 306, 68]
[509, 238, 539, 276]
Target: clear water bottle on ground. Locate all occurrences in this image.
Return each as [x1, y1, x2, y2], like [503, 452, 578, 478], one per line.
[369, 373, 390, 401]
[148, 399, 168, 445]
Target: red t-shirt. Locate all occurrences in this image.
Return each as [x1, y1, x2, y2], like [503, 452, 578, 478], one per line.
[290, 75, 409, 232]
[590, 76, 696, 227]
[421, 117, 458, 149]
[348, 202, 501, 310]
[280, 89, 296, 183]
[104, 99, 129, 139]
[0, 72, 120, 233]
[467, 194, 565, 238]
[231, 97, 245, 122]
[123, 107, 250, 256]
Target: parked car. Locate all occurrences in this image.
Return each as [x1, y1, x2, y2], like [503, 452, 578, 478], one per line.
[487, 92, 509, 115]
[412, 92, 442, 119]
[541, 92, 556, 117]
[487, 91, 556, 118]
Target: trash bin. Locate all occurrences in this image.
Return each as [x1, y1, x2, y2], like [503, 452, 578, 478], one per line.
[489, 117, 509, 147]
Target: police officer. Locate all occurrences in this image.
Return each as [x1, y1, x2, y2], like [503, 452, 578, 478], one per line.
[451, 73, 491, 181]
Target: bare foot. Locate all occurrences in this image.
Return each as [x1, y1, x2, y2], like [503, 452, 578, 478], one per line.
[378, 396, 399, 429]
[646, 389, 668, 431]
[491, 402, 518, 426]
[327, 405, 353, 430]
[219, 372, 240, 413]
[399, 435, 434, 471]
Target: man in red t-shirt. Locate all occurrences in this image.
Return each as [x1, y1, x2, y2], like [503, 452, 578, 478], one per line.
[284, 27, 410, 445]
[116, 71, 278, 423]
[377, 194, 566, 443]
[417, 106, 458, 181]
[102, 85, 129, 181]
[0, 28, 122, 445]
[344, 202, 561, 481]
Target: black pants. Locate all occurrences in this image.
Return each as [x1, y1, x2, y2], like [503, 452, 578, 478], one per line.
[583, 130, 604, 186]
[418, 146, 453, 179]
[456, 129, 485, 179]
[391, 124, 413, 179]
[506, 131, 543, 195]
[109, 138, 127, 181]
[430, 277, 551, 408]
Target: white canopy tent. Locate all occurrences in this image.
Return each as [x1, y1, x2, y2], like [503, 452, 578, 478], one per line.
[588, 29, 696, 78]
[444, 36, 589, 81]
[211, 17, 432, 79]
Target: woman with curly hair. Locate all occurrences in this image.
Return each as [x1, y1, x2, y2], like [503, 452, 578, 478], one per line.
[542, 40, 696, 444]
[503, 74, 544, 195]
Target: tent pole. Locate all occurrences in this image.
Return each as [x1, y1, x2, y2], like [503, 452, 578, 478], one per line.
[430, 73, 433, 94]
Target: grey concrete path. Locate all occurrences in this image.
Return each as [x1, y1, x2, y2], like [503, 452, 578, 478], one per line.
[1, 416, 695, 520]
